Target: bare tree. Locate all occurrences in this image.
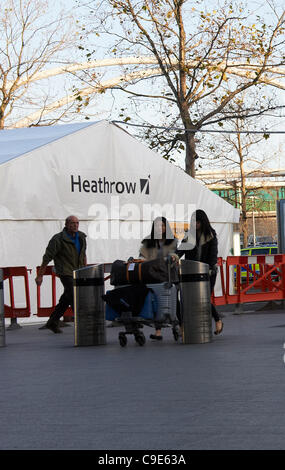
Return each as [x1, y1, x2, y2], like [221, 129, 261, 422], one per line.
[198, 92, 283, 245]
[84, 0, 285, 177]
[0, 0, 88, 128]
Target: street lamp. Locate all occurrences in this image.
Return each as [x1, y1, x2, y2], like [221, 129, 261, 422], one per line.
[248, 195, 256, 246]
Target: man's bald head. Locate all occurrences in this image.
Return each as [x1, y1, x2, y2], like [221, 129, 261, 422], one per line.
[65, 215, 79, 235]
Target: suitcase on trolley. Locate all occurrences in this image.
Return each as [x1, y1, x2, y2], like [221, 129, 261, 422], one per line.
[104, 285, 158, 347]
[104, 285, 157, 321]
[110, 258, 179, 286]
[104, 256, 179, 347]
[147, 283, 177, 323]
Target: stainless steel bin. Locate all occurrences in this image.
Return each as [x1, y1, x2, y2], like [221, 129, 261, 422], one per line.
[74, 264, 106, 347]
[0, 269, 6, 347]
[179, 260, 212, 344]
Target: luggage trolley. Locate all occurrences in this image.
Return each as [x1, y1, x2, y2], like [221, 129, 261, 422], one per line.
[147, 254, 181, 342]
[103, 284, 156, 347]
[146, 281, 180, 342]
[103, 256, 180, 347]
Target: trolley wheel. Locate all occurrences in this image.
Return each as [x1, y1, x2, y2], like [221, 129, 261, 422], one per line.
[119, 333, 127, 347]
[135, 332, 146, 346]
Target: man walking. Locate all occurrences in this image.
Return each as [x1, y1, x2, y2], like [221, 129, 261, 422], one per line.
[35, 215, 87, 333]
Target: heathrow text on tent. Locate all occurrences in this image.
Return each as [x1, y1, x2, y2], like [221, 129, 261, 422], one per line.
[71, 175, 150, 195]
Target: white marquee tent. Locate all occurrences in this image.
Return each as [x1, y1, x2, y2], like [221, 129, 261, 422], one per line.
[0, 120, 240, 318]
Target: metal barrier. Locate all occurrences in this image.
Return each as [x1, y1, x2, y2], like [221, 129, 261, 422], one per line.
[179, 260, 212, 344]
[36, 266, 73, 319]
[74, 264, 106, 347]
[2, 267, 31, 329]
[0, 269, 5, 347]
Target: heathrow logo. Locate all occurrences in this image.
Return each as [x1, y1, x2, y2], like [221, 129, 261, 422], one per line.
[70, 174, 150, 195]
[140, 176, 150, 195]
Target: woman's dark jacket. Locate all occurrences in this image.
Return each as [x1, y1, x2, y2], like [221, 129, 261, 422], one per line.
[178, 229, 218, 269]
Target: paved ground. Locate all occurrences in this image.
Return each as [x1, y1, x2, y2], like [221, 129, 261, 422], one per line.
[1, 303, 285, 450]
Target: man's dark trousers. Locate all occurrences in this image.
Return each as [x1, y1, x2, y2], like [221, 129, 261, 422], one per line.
[49, 275, 74, 323]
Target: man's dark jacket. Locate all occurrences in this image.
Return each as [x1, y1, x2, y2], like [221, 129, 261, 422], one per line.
[42, 228, 87, 276]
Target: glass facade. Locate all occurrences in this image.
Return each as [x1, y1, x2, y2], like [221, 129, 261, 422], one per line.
[212, 187, 284, 211]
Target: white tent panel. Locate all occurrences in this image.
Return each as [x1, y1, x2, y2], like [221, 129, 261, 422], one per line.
[0, 120, 240, 320]
[0, 121, 239, 223]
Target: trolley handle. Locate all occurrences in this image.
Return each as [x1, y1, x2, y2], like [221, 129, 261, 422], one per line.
[166, 253, 179, 287]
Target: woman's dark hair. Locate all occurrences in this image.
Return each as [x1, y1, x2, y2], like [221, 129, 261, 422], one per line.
[143, 216, 175, 248]
[193, 210, 215, 238]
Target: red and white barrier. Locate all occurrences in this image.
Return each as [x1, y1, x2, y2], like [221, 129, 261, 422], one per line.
[2, 255, 285, 325]
[36, 266, 73, 319]
[2, 266, 31, 329]
[226, 254, 285, 304]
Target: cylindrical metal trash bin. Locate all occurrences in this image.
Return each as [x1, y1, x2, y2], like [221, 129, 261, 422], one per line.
[74, 264, 106, 347]
[179, 260, 212, 344]
[0, 269, 6, 347]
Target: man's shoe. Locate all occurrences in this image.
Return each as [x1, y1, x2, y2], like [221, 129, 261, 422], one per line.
[58, 320, 72, 327]
[46, 320, 62, 334]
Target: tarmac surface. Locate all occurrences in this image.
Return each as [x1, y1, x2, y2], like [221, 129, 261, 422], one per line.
[1, 302, 285, 450]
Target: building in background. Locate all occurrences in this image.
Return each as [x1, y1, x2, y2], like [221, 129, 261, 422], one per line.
[196, 169, 285, 247]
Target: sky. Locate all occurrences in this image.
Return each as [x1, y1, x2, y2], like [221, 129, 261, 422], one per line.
[1, 0, 285, 171]
[67, 0, 285, 171]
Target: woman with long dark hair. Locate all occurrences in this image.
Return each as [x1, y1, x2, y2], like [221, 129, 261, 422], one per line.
[139, 216, 178, 340]
[139, 216, 177, 260]
[178, 209, 223, 335]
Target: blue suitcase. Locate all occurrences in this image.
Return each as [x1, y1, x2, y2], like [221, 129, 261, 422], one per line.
[105, 289, 157, 321]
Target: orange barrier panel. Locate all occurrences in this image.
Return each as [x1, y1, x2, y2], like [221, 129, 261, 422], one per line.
[3, 256, 281, 323]
[36, 266, 73, 318]
[211, 257, 226, 306]
[2, 267, 31, 318]
[226, 254, 285, 305]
